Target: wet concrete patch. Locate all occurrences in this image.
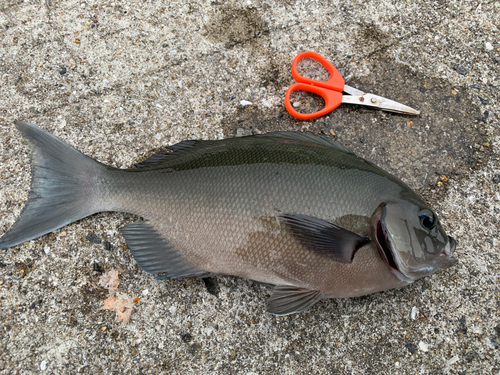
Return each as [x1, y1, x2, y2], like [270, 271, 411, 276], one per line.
[258, 54, 290, 91]
[204, 3, 269, 49]
[328, 58, 492, 196]
[354, 22, 396, 58]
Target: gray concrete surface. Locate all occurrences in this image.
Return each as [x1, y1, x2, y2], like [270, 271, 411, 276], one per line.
[0, 0, 499, 374]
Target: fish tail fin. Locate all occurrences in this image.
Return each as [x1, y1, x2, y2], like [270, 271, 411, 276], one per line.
[0, 121, 110, 249]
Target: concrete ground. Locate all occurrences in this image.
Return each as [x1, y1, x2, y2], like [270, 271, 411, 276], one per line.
[0, 0, 499, 374]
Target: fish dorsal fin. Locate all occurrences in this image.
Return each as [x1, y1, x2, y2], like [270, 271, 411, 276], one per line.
[135, 151, 170, 168]
[120, 221, 210, 279]
[135, 132, 355, 169]
[257, 132, 355, 155]
[267, 286, 323, 315]
[281, 214, 370, 263]
[135, 140, 219, 168]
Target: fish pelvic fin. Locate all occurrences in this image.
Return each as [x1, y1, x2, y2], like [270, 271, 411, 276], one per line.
[121, 221, 210, 279]
[267, 286, 324, 316]
[0, 121, 109, 249]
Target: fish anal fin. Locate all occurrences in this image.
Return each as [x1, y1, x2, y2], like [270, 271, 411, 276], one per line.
[267, 286, 323, 316]
[120, 222, 209, 279]
[281, 214, 370, 263]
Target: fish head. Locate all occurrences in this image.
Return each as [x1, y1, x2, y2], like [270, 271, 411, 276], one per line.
[371, 200, 456, 282]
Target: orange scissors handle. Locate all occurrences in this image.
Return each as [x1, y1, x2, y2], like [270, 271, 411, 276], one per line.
[285, 51, 346, 120]
[285, 83, 343, 120]
[291, 51, 345, 91]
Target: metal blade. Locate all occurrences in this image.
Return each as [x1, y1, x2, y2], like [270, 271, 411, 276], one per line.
[342, 84, 366, 96]
[342, 85, 420, 115]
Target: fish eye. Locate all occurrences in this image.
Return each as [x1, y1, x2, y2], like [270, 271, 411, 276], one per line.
[419, 209, 436, 230]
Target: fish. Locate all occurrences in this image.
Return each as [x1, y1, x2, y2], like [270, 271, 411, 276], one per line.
[0, 121, 456, 315]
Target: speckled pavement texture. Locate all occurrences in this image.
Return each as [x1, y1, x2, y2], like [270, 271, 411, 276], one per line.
[0, 1, 499, 374]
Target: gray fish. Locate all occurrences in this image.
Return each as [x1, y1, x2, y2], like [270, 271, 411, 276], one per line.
[0, 121, 456, 315]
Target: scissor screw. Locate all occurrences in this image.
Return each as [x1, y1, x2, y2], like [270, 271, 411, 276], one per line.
[371, 97, 377, 103]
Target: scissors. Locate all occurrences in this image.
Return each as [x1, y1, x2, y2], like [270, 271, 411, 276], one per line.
[285, 51, 420, 120]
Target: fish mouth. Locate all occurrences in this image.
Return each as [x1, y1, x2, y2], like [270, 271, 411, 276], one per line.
[371, 204, 410, 282]
[375, 220, 399, 271]
[439, 236, 458, 267]
[443, 236, 457, 257]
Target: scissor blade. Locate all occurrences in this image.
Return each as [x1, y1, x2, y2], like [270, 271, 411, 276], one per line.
[342, 85, 420, 115]
[342, 84, 366, 96]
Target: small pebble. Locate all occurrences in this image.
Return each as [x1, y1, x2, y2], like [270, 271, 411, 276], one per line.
[485, 42, 493, 51]
[405, 342, 417, 354]
[411, 306, 418, 320]
[478, 96, 489, 105]
[230, 349, 237, 359]
[40, 361, 47, 371]
[142, 289, 149, 296]
[447, 355, 460, 366]
[293, 102, 300, 107]
[60, 67, 67, 75]
[93, 263, 103, 273]
[240, 100, 252, 106]
[482, 111, 489, 123]
[86, 232, 101, 244]
[453, 64, 468, 76]
[236, 128, 253, 138]
[418, 341, 429, 352]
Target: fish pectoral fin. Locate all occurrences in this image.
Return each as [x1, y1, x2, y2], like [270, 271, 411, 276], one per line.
[281, 214, 370, 263]
[120, 221, 210, 279]
[267, 286, 323, 316]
